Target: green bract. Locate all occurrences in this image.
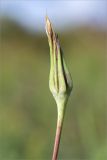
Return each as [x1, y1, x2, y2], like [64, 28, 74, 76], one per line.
[45, 16, 73, 109]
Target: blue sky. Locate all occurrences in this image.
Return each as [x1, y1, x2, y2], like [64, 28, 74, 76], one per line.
[0, 0, 107, 32]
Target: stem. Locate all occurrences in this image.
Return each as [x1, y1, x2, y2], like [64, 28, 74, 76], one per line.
[52, 119, 63, 160]
[52, 102, 66, 160]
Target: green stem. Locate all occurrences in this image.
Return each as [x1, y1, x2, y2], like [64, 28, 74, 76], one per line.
[52, 101, 66, 160]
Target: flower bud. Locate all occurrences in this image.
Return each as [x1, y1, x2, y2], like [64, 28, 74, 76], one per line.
[45, 16, 73, 107]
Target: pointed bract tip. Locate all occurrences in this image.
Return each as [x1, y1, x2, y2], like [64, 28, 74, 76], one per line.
[45, 15, 49, 23]
[45, 16, 53, 37]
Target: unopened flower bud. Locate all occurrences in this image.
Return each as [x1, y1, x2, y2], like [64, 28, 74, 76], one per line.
[45, 16, 73, 107]
[45, 17, 73, 160]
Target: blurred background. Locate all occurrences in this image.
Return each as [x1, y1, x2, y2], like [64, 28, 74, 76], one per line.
[0, 0, 107, 160]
